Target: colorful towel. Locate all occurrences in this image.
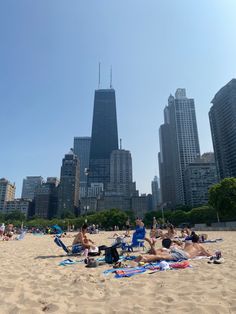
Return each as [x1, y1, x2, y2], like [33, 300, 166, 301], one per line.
[115, 267, 146, 278]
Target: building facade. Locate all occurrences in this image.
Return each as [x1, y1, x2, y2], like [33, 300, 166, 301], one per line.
[159, 89, 200, 207]
[209, 79, 236, 180]
[58, 151, 80, 217]
[0, 178, 16, 212]
[184, 153, 218, 207]
[21, 176, 43, 200]
[151, 176, 160, 210]
[5, 199, 31, 217]
[108, 149, 136, 197]
[34, 177, 59, 219]
[73, 137, 91, 198]
[88, 88, 119, 193]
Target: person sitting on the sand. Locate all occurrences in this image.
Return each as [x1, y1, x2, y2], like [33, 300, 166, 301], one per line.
[135, 238, 189, 263]
[73, 224, 99, 254]
[159, 224, 177, 239]
[183, 232, 212, 258]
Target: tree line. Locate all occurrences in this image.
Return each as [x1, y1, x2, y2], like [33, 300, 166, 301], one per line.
[1, 178, 236, 229]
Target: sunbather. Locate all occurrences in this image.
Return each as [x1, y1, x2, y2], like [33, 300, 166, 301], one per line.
[183, 233, 212, 258]
[135, 238, 189, 263]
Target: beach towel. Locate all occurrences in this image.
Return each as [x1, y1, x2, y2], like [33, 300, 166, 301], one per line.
[59, 259, 79, 266]
[115, 267, 147, 278]
[202, 238, 223, 243]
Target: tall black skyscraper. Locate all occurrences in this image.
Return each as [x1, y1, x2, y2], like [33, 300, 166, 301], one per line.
[88, 89, 118, 192]
[209, 79, 236, 180]
[58, 150, 80, 216]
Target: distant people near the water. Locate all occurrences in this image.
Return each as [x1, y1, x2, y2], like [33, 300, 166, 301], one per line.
[181, 227, 192, 238]
[73, 224, 99, 255]
[0, 223, 5, 238]
[125, 218, 131, 237]
[153, 217, 157, 229]
[160, 224, 177, 239]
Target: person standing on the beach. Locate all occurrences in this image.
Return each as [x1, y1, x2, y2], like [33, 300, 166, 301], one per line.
[125, 218, 130, 237]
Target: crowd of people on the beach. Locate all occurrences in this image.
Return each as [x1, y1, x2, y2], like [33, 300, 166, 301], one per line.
[0, 223, 24, 241]
[1, 216, 223, 268]
[66, 217, 223, 267]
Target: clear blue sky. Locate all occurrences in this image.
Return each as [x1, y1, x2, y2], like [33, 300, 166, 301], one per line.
[1, 0, 236, 197]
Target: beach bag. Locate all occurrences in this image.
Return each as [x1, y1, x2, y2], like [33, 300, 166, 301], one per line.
[105, 246, 119, 264]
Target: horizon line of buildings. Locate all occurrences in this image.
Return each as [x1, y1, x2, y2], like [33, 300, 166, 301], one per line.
[1, 78, 236, 218]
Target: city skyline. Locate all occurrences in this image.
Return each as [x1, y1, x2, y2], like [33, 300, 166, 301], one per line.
[1, 1, 236, 197]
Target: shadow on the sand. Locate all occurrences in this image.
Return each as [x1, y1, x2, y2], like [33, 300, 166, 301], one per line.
[35, 255, 66, 259]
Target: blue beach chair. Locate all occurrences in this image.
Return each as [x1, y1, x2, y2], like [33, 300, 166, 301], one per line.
[121, 227, 146, 252]
[54, 236, 83, 255]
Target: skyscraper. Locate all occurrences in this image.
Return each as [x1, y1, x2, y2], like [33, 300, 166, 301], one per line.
[209, 79, 236, 180]
[58, 151, 80, 216]
[21, 176, 43, 200]
[151, 176, 160, 210]
[34, 177, 59, 219]
[108, 149, 136, 197]
[184, 153, 218, 207]
[88, 88, 118, 192]
[159, 89, 200, 207]
[0, 178, 15, 212]
[73, 137, 91, 198]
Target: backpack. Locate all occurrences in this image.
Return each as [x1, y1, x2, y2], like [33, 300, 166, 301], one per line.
[105, 246, 119, 264]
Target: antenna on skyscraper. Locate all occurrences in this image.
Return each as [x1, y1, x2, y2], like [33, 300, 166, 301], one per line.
[120, 138, 122, 149]
[98, 62, 101, 89]
[110, 66, 113, 88]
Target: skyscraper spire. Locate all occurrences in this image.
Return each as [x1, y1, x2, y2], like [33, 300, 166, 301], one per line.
[120, 138, 122, 149]
[98, 62, 101, 89]
[110, 66, 113, 88]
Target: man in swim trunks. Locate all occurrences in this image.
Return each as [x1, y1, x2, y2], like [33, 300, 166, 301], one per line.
[135, 238, 189, 263]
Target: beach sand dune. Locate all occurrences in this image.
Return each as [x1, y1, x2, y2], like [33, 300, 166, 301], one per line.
[1, 231, 236, 313]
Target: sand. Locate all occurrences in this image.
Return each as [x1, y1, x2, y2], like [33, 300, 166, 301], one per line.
[0, 230, 236, 314]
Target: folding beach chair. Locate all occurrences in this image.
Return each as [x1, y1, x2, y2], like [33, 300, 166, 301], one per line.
[54, 236, 83, 255]
[15, 231, 26, 240]
[121, 227, 146, 252]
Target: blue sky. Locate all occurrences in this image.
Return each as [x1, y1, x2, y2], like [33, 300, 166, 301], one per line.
[1, 0, 236, 197]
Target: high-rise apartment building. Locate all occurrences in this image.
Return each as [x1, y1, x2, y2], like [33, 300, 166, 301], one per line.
[151, 176, 160, 210]
[88, 89, 118, 193]
[159, 89, 200, 207]
[58, 151, 80, 216]
[21, 176, 43, 200]
[35, 177, 59, 219]
[73, 137, 91, 198]
[0, 178, 16, 212]
[5, 199, 31, 217]
[108, 149, 136, 197]
[209, 79, 236, 180]
[184, 153, 218, 207]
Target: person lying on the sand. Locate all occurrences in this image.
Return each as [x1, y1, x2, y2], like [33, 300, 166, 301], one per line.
[135, 238, 189, 263]
[183, 232, 212, 258]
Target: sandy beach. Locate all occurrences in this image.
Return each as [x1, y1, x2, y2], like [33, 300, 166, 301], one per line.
[1, 231, 236, 314]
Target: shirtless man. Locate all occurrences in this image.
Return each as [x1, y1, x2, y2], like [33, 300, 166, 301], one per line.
[135, 238, 189, 263]
[183, 233, 212, 258]
[73, 224, 96, 250]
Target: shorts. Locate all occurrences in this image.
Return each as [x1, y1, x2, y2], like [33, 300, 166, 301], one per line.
[170, 248, 189, 261]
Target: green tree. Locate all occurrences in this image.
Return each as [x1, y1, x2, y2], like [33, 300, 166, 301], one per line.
[209, 177, 236, 221]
